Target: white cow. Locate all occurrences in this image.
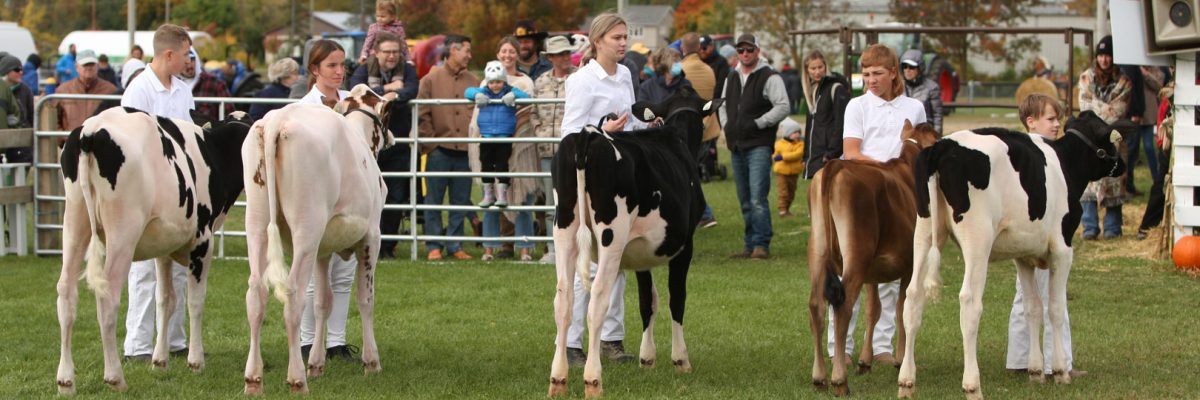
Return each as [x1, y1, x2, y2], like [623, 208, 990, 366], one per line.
[242, 85, 392, 394]
[55, 109, 252, 393]
[898, 111, 1127, 399]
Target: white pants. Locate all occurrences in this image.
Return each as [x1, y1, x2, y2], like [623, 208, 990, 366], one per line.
[124, 260, 188, 356]
[563, 264, 626, 349]
[300, 255, 356, 348]
[827, 279, 899, 357]
[1007, 269, 1074, 373]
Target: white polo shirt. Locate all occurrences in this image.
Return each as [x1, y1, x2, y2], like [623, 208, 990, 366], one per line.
[120, 65, 195, 122]
[842, 90, 927, 161]
[299, 85, 350, 105]
[559, 59, 646, 136]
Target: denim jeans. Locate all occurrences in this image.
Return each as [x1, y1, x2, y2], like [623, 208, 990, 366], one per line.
[1080, 200, 1123, 238]
[424, 148, 472, 253]
[701, 204, 714, 220]
[730, 145, 773, 250]
[1125, 124, 1161, 190]
[484, 193, 536, 249]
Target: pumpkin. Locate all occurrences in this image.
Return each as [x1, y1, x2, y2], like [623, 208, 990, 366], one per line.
[1172, 236, 1200, 271]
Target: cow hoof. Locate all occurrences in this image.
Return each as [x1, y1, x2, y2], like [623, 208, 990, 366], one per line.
[287, 379, 308, 394]
[812, 378, 828, 391]
[103, 378, 128, 392]
[1053, 370, 1071, 385]
[831, 380, 850, 397]
[188, 361, 204, 373]
[1029, 370, 1045, 384]
[244, 376, 263, 396]
[672, 359, 691, 373]
[56, 379, 75, 395]
[856, 361, 872, 375]
[583, 379, 602, 398]
[363, 360, 381, 374]
[548, 377, 568, 397]
[640, 358, 655, 368]
[898, 383, 914, 398]
[307, 363, 325, 378]
[152, 359, 168, 371]
[962, 385, 982, 400]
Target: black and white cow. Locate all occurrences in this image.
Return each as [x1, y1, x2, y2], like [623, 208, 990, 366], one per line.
[548, 87, 719, 398]
[55, 108, 252, 394]
[897, 110, 1127, 399]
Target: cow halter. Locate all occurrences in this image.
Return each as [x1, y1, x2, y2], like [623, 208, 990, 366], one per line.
[1067, 128, 1120, 176]
[343, 108, 387, 150]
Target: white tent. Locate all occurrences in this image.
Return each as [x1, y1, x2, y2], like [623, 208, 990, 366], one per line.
[57, 30, 212, 63]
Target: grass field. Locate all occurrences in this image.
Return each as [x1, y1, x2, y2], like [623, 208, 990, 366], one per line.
[2, 117, 1197, 399]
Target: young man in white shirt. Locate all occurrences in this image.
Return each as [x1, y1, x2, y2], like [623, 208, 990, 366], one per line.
[831, 44, 927, 366]
[118, 23, 195, 361]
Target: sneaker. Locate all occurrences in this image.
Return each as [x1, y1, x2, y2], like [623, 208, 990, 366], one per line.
[325, 344, 360, 361]
[750, 247, 770, 260]
[873, 352, 897, 366]
[301, 344, 311, 360]
[698, 217, 718, 229]
[567, 347, 587, 367]
[1136, 229, 1149, 241]
[481, 252, 495, 261]
[451, 250, 473, 260]
[729, 249, 753, 259]
[600, 340, 636, 363]
[539, 252, 556, 264]
[520, 252, 533, 262]
[427, 249, 443, 261]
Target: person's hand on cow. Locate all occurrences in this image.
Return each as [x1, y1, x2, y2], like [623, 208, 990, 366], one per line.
[502, 92, 517, 107]
[474, 92, 490, 107]
[602, 112, 629, 133]
[382, 91, 398, 101]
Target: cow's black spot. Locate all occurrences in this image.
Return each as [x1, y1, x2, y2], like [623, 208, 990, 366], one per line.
[157, 116, 187, 148]
[200, 119, 252, 216]
[60, 127, 83, 182]
[159, 131, 176, 160]
[188, 240, 208, 282]
[174, 164, 194, 218]
[80, 129, 126, 190]
[195, 203, 213, 237]
[972, 128, 1049, 221]
[914, 139, 990, 222]
[601, 229, 614, 247]
[121, 107, 146, 114]
[553, 134, 580, 229]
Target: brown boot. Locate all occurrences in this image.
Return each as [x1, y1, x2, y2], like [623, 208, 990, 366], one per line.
[750, 247, 769, 260]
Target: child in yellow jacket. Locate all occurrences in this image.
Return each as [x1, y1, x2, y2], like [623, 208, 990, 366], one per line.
[773, 120, 805, 217]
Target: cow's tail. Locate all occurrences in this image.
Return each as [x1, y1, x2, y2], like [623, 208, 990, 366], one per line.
[914, 146, 944, 300]
[574, 131, 595, 293]
[817, 164, 845, 308]
[261, 118, 290, 303]
[76, 128, 110, 298]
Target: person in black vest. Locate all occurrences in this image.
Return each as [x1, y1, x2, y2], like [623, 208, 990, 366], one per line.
[717, 34, 791, 260]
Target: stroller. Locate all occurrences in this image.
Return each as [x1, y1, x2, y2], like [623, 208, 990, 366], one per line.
[698, 138, 727, 182]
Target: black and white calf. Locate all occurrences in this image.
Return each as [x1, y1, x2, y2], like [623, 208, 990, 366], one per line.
[897, 111, 1127, 399]
[55, 108, 252, 393]
[548, 88, 719, 398]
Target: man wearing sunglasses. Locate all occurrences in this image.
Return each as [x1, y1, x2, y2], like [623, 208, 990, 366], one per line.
[1, 52, 34, 162]
[900, 49, 943, 134]
[0, 53, 22, 133]
[717, 34, 791, 260]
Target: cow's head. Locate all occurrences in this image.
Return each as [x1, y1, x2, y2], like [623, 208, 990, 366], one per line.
[631, 86, 722, 158]
[899, 119, 940, 165]
[336, 84, 395, 156]
[1063, 110, 1127, 181]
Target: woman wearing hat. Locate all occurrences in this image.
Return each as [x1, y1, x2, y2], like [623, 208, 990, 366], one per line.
[1077, 35, 1132, 240]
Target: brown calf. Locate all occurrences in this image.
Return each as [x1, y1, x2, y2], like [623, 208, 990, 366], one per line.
[806, 121, 940, 396]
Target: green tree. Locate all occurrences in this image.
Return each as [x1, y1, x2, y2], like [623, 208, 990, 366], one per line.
[740, 0, 842, 68]
[890, 0, 1042, 71]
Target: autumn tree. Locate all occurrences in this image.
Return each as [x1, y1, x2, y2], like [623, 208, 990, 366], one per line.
[438, 0, 587, 68]
[890, 0, 1042, 74]
[739, 0, 843, 69]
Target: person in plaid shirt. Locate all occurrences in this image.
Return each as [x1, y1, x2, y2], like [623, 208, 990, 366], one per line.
[358, 0, 409, 65]
[181, 48, 232, 126]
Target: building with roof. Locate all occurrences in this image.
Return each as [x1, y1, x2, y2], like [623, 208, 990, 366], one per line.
[582, 5, 675, 51]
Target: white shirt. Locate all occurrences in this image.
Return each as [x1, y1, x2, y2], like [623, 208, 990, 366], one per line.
[559, 60, 646, 136]
[299, 85, 350, 105]
[120, 65, 194, 122]
[843, 90, 927, 161]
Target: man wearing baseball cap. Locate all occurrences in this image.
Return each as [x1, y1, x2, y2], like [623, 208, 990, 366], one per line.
[698, 34, 731, 99]
[718, 33, 790, 260]
[53, 49, 117, 131]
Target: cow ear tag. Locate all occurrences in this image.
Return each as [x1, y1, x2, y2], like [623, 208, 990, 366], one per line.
[202, 122, 212, 130]
[1109, 129, 1121, 144]
[643, 108, 656, 121]
[703, 101, 713, 112]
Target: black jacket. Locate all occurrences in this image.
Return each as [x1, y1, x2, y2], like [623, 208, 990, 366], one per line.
[803, 72, 851, 178]
[249, 82, 292, 122]
[636, 75, 693, 104]
[350, 61, 420, 142]
[702, 52, 731, 99]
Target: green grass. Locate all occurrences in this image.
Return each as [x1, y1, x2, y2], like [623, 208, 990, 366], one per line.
[4, 122, 1198, 398]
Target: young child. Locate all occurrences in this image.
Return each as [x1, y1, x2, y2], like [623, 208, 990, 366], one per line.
[466, 61, 529, 208]
[772, 118, 805, 217]
[359, 0, 409, 65]
[1006, 92, 1085, 378]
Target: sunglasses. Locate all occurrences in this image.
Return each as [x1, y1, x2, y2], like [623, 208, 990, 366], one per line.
[901, 64, 918, 70]
[736, 47, 757, 54]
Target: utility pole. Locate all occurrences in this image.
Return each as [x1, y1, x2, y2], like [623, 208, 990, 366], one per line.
[165, 0, 171, 23]
[91, 0, 98, 30]
[128, 0, 136, 55]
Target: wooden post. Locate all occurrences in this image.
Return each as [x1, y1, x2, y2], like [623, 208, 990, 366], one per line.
[36, 105, 63, 253]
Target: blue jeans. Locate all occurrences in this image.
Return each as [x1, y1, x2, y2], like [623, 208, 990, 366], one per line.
[730, 146, 773, 250]
[1125, 125, 1161, 189]
[701, 204, 714, 220]
[424, 148, 472, 253]
[1080, 200, 1123, 238]
[483, 193, 536, 249]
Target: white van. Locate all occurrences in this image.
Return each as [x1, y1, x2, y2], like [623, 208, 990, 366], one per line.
[0, 22, 37, 62]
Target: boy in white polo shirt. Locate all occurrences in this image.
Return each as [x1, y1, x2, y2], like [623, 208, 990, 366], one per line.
[119, 23, 195, 361]
[828, 44, 926, 366]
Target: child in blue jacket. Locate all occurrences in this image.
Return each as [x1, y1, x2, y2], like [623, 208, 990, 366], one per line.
[466, 61, 530, 207]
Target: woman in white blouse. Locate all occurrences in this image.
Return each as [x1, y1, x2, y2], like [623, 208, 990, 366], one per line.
[295, 39, 358, 361]
[558, 12, 641, 365]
